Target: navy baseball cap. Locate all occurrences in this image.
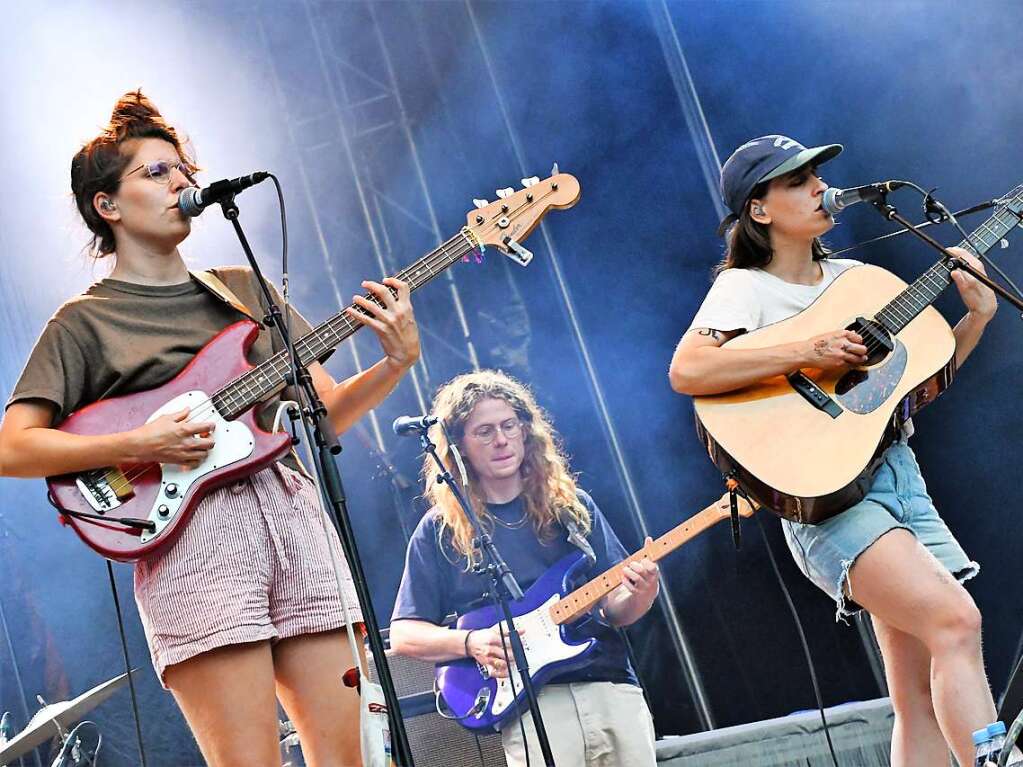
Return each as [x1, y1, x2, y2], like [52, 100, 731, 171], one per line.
[717, 135, 842, 236]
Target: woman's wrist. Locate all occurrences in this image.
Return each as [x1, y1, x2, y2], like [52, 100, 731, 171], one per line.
[463, 629, 476, 658]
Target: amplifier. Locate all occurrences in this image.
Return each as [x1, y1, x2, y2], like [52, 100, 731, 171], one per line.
[366, 630, 507, 767]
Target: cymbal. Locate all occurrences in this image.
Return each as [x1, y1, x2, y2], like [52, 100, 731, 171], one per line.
[0, 672, 131, 764]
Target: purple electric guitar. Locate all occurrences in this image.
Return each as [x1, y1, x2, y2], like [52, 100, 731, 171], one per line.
[435, 493, 756, 731]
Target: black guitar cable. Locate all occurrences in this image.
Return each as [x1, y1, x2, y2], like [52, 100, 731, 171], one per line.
[741, 488, 841, 767]
[105, 562, 147, 767]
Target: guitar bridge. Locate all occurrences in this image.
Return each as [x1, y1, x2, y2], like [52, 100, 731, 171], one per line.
[76, 468, 134, 513]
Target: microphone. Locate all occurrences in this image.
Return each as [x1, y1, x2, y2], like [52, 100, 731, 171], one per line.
[392, 414, 438, 437]
[822, 181, 906, 215]
[178, 171, 270, 217]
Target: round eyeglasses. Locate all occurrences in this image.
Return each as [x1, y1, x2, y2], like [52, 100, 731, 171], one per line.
[468, 418, 522, 445]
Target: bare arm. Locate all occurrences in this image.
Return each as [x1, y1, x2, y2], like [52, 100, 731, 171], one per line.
[390, 618, 520, 678]
[669, 326, 869, 396]
[0, 400, 216, 479]
[390, 618, 469, 663]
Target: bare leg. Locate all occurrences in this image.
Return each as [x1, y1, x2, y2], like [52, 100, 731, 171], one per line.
[165, 640, 281, 767]
[872, 616, 949, 767]
[850, 529, 995, 767]
[273, 629, 363, 767]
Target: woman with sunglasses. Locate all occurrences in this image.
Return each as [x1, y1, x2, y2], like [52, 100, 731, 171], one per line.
[0, 91, 421, 765]
[669, 135, 1002, 767]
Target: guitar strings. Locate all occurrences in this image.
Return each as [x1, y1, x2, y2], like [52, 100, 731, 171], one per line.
[98, 187, 556, 499]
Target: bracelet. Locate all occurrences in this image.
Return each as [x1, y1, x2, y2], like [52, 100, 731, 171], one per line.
[463, 629, 476, 658]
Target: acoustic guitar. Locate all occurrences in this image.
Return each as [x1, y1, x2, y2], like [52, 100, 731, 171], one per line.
[694, 186, 1023, 524]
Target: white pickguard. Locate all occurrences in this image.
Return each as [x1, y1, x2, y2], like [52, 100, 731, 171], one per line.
[138, 390, 254, 543]
[488, 594, 591, 717]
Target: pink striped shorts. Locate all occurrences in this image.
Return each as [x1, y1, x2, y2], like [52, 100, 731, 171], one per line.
[134, 462, 362, 686]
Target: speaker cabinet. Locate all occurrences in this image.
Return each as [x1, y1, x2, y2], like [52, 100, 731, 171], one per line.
[366, 636, 507, 767]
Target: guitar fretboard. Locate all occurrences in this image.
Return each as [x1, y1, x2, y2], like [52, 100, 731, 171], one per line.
[874, 188, 1023, 335]
[548, 500, 737, 626]
[211, 231, 478, 419]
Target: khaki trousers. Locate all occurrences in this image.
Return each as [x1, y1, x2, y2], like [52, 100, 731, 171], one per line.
[500, 682, 656, 767]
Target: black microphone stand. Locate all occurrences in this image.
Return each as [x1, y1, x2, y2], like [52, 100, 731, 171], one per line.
[416, 427, 556, 767]
[216, 195, 415, 765]
[868, 193, 1023, 312]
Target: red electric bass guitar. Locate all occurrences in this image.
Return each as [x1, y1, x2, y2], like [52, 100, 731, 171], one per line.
[47, 172, 580, 561]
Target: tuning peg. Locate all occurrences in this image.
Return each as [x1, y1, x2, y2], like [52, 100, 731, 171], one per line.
[550, 162, 559, 176]
[521, 176, 540, 188]
[496, 187, 514, 199]
[473, 198, 489, 209]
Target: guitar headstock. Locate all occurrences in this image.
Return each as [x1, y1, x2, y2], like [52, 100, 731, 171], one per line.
[709, 490, 757, 521]
[465, 172, 581, 264]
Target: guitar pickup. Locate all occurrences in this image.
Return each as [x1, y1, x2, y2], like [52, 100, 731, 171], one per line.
[104, 468, 134, 499]
[787, 372, 843, 419]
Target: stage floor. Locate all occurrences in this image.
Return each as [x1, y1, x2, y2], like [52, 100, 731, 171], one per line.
[656, 697, 895, 766]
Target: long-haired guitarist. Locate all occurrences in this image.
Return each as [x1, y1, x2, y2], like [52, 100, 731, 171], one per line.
[669, 135, 999, 766]
[389, 370, 658, 766]
[0, 91, 421, 765]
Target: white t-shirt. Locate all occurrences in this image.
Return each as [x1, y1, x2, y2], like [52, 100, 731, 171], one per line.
[687, 258, 862, 335]
[685, 256, 914, 437]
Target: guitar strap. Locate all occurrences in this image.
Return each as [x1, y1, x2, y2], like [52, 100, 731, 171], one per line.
[189, 269, 266, 326]
[189, 269, 311, 478]
[563, 515, 596, 566]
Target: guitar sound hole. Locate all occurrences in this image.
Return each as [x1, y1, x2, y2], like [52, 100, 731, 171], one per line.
[846, 318, 893, 367]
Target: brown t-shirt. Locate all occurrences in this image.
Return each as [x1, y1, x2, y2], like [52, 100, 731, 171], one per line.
[7, 266, 328, 471]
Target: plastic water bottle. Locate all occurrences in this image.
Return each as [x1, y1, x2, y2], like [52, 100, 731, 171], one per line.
[989, 722, 1007, 764]
[976, 726, 994, 767]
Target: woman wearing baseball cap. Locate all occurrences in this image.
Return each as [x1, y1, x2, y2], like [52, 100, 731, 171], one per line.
[669, 135, 1000, 766]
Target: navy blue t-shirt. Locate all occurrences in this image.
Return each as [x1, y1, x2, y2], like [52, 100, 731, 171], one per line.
[391, 490, 638, 686]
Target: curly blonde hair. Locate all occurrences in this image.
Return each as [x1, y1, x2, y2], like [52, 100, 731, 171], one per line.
[424, 370, 590, 570]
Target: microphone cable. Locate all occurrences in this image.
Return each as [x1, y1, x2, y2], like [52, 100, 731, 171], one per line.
[829, 186, 1023, 305]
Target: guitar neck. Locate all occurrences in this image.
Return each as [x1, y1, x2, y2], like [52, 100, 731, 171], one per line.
[875, 197, 1022, 335]
[212, 230, 478, 418]
[548, 500, 729, 626]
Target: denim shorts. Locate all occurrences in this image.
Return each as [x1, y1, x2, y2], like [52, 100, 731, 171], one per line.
[781, 440, 978, 621]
